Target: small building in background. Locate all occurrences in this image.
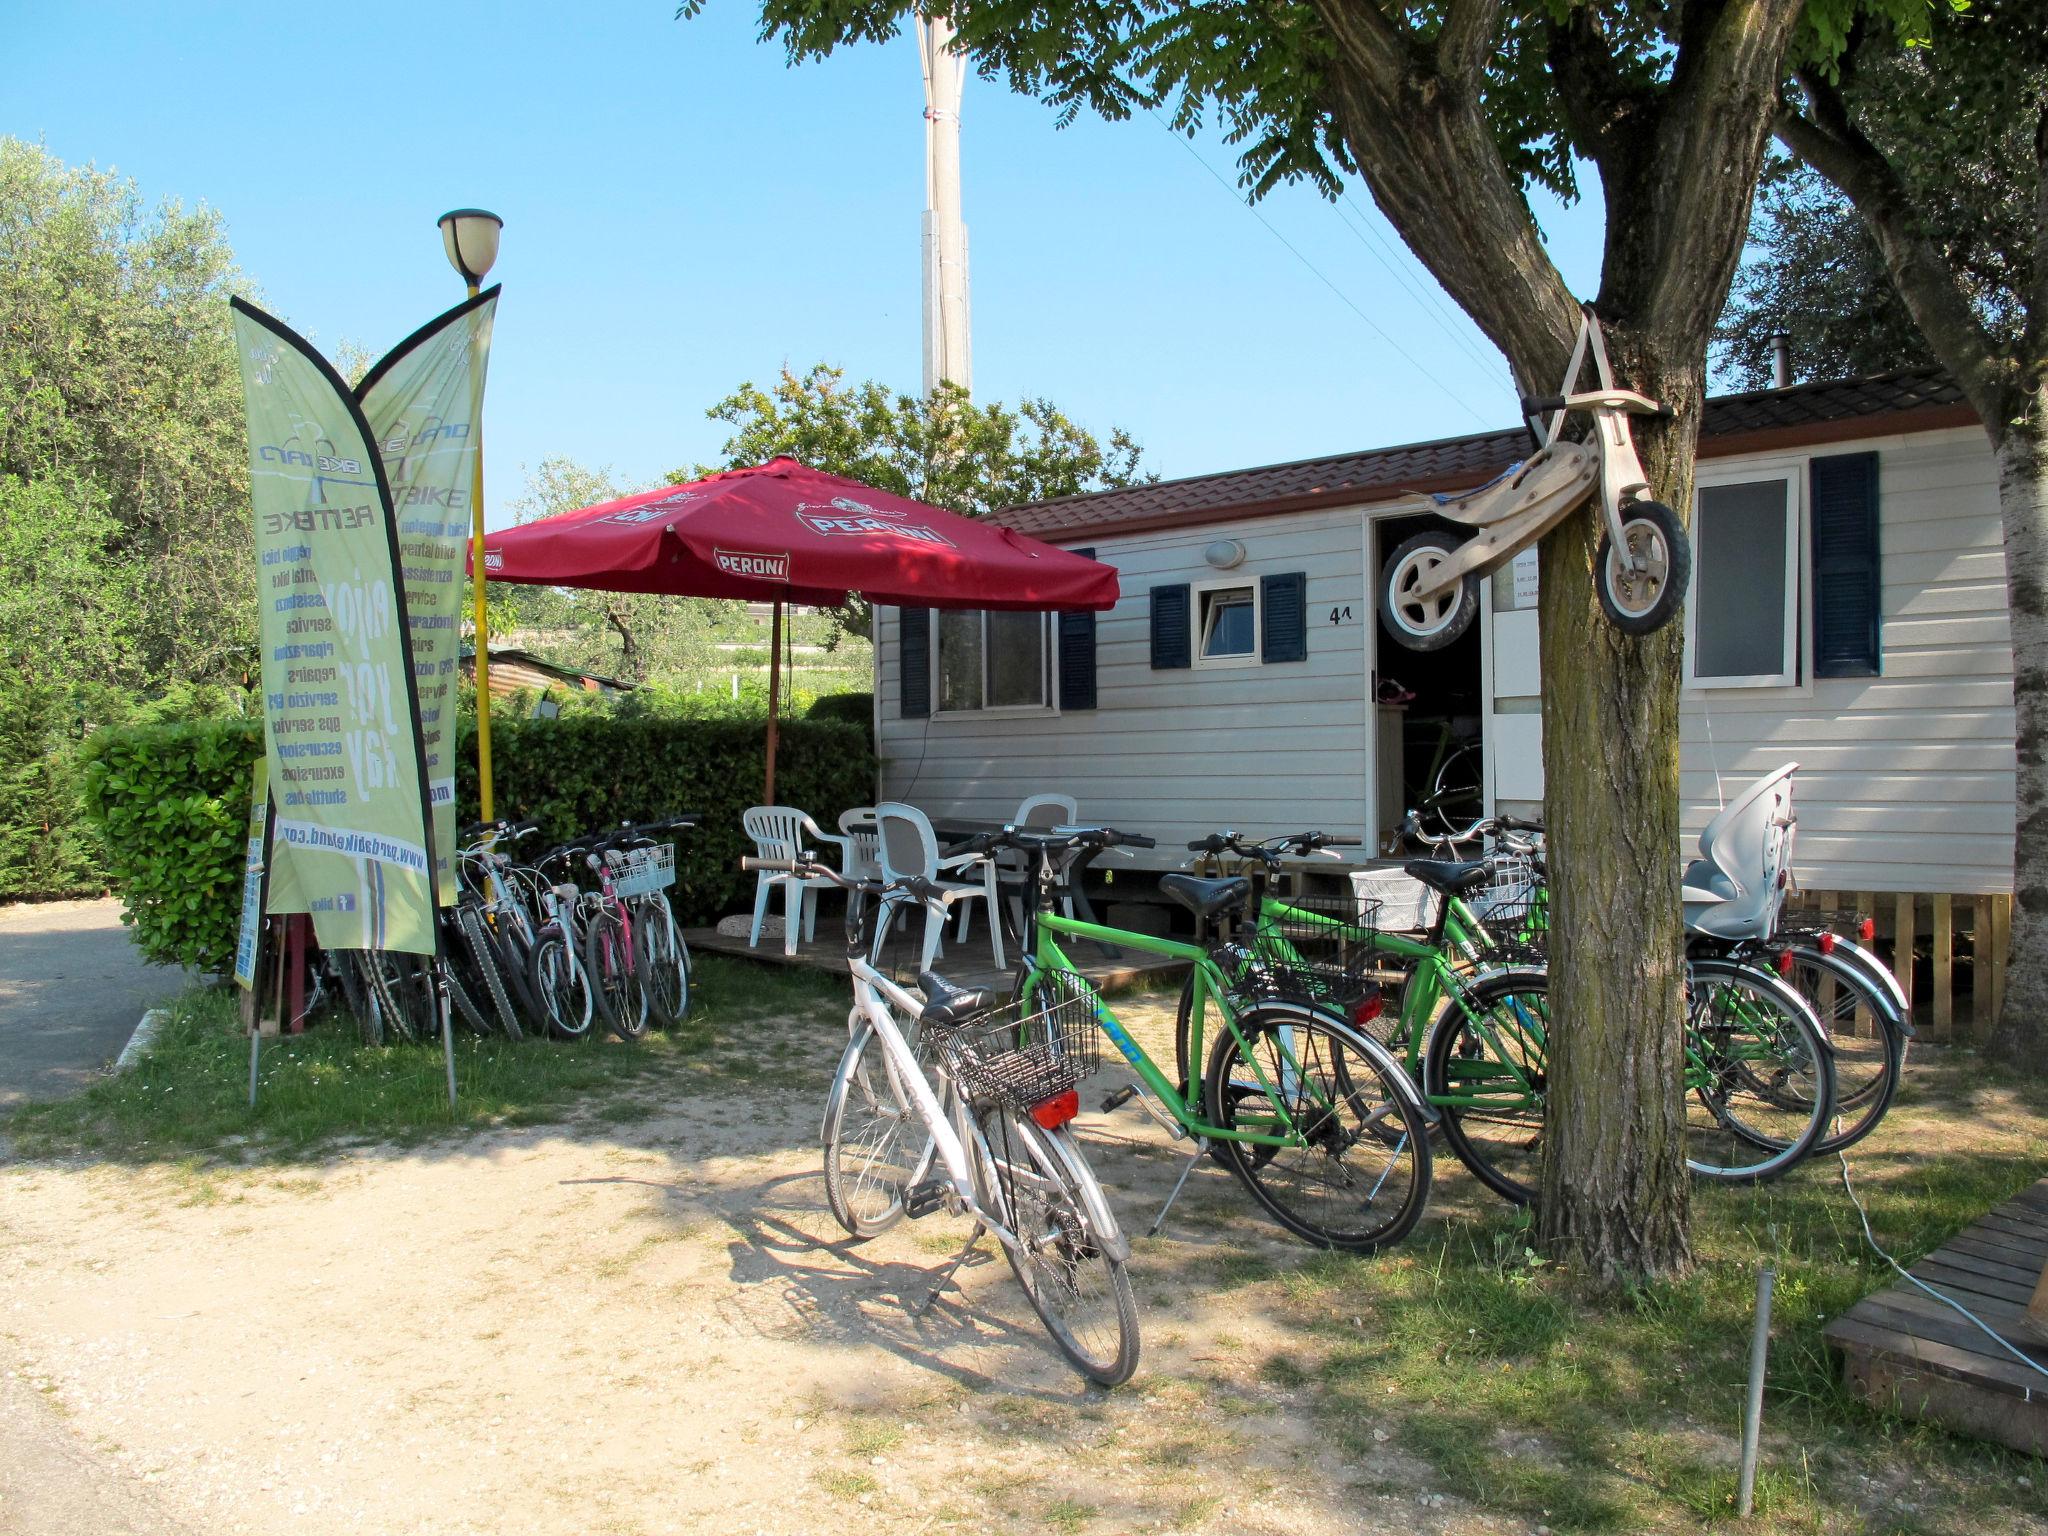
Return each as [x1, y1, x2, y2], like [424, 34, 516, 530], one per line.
[459, 645, 634, 701]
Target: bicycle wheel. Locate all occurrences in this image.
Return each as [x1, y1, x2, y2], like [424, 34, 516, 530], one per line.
[1685, 958, 1835, 1182]
[1422, 742, 1484, 840]
[1204, 1002, 1432, 1252]
[332, 950, 377, 1045]
[457, 904, 523, 1040]
[974, 1101, 1139, 1386]
[530, 930, 594, 1040]
[1424, 969, 1550, 1205]
[357, 951, 423, 1042]
[638, 899, 692, 1028]
[1777, 943, 1904, 1155]
[822, 1015, 937, 1238]
[584, 904, 651, 1041]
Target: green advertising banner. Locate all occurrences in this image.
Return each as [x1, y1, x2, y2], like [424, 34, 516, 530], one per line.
[354, 288, 499, 902]
[232, 298, 438, 958]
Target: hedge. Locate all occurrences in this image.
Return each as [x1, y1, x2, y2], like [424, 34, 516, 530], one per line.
[81, 713, 877, 974]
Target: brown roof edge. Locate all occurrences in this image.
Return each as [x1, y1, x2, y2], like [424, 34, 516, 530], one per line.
[1021, 400, 1984, 545]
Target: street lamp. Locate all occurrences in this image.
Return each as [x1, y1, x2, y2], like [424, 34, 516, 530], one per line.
[438, 208, 502, 818]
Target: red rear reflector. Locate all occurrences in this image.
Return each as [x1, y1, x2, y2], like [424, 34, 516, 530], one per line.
[1030, 1090, 1080, 1130]
[1860, 917, 1876, 942]
[1353, 992, 1383, 1026]
[1776, 949, 1796, 976]
[1818, 931, 1837, 955]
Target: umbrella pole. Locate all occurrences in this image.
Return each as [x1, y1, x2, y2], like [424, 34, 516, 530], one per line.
[764, 597, 783, 806]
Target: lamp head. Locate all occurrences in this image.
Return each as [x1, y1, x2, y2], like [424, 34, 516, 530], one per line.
[438, 208, 503, 286]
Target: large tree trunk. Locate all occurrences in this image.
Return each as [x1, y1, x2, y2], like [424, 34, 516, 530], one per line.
[1989, 380, 2048, 1067]
[1532, 338, 1697, 1285]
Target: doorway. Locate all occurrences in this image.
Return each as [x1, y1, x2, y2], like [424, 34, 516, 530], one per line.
[1371, 511, 1485, 847]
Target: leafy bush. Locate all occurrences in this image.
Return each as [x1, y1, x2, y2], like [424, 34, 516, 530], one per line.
[78, 716, 261, 967]
[80, 712, 877, 972]
[0, 680, 110, 900]
[805, 691, 874, 729]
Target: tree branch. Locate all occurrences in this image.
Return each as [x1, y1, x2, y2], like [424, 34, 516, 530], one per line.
[1778, 66, 2012, 426]
[1436, 0, 1503, 82]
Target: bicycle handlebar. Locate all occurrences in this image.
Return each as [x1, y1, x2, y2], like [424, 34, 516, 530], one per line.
[969, 824, 1156, 854]
[1188, 829, 1363, 863]
[739, 856, 958, 907]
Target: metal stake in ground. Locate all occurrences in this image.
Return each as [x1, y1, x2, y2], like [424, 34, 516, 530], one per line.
[436, 970, 457, 1107]
[1737, 1264, 1776, 1517]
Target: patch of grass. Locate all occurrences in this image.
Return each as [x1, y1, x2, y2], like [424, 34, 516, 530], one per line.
[842, 1417, 902, 1457]
[1042, 1496, 1096, 1532]
[1, 953, 841, 1163]
[1168, 1493, 1221, 1530]
[814, 1468, 878, 1499]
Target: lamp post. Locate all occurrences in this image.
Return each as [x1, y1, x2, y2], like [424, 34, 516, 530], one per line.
[438, 208, 503, 820]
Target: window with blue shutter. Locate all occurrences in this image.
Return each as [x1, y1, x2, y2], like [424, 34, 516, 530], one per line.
[1057, 548, 1099, 710]
[1809, 452, 1883, 678]
[1261, 572, 1308, 663]
[898, 606, 931, 717]
[1150, 584, 1191, 669]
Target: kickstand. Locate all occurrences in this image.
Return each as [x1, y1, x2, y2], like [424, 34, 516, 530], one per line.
[1147, 1141, 1209, 1239]
[917, 1222, 989, 1314]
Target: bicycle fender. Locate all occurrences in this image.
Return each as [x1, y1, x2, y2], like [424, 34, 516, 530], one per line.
[1030, 1122, 1132, 1265]
[1811, 936, 1914, 1037]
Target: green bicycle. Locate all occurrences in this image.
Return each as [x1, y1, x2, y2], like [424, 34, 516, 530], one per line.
[985, 824, 1434, 1253]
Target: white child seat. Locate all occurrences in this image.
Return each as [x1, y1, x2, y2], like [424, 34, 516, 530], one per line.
[1681, 763, 1798, 942]
[874, 801, 1003, 973]
[742, 805, 851, 957]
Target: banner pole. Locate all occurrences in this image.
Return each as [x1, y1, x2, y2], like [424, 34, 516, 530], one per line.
[437, 971, 457, 1107]
[466, 279, 495, 822]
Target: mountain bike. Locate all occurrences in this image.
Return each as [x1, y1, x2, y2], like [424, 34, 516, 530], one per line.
[744, 854, 1140, 1386]
[990, 825, 1433, 1254]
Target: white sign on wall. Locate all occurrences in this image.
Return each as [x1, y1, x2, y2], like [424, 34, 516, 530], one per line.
[1511, 547, 1540, 607]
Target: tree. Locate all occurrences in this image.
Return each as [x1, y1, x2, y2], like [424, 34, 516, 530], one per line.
[0, 138, 253, 686]
[1713, 161, 1930, 389]
[684, 0, 1932, 1283]
[684, 363, 1149, 636]
[1772, 0, 2048, 1067]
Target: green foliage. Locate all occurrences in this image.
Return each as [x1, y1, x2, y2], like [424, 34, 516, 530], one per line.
[0, 138, 253, 685]
[0, 474, 140, 686]
[80, 708, 874, 971]
[1714, 164, 1931, 390]
[78, 715, 262, 969]
[0, 679, 107, 899]
[804, 691, 873, 728]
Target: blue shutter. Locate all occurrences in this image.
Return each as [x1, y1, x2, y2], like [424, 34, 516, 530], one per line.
[1058, 548, 1098, 710]
[1810, 453, 1882, 678]
[898, 606, 931, 717]
[1150, 584, 1191, 669]
[1261, 571, 1308, 663]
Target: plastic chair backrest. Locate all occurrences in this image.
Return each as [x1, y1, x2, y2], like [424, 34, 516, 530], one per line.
[1689, 764, 1797, 939]
[875, 802, 941, 885]
[839, 807, 882, 878]
[743, 805, 820, 864]
[1015, 793, 1077, 832]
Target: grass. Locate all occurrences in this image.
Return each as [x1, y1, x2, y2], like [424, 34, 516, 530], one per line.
[1, 952, 842, 1161]
[1253, 1050, 2048, 1533]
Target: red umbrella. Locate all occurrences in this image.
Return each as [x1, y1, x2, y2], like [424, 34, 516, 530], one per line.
[475, 457, 1119, 800]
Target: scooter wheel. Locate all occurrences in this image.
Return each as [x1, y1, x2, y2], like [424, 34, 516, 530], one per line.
[1380, 531, 1480, 652]
[1595, 500, 1690, 635]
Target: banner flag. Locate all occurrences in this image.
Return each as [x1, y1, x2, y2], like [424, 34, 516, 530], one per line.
[232, 298, 438, 958]
[353, 287, 500, 901]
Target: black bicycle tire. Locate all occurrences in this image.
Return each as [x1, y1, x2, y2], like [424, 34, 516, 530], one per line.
[639, 899, 692, 1026]
[822, 1020, 937, 1239]
[439, 961, 488, 1038]
[1776, 943, 1902, 1156]
[458, 905, 522, 1039]
[1423, 969, 1551, 1205]
[357, 952, 420, 1042]
[1204, 1001, 1432, 1252]
[584, 905, 650, 1041]
[1684, 957, 1834, 1182]
[530, 931, 594, 1040]
[333, 950, 376, 1045]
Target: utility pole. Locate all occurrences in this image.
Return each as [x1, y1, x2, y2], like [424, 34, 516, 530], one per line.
[918, 13, 970, 396]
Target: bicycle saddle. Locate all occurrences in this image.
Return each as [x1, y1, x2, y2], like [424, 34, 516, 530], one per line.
[1158, 873, 1252, 920]
[1402, 859, 1492, 896]
[917, 972, 999, 1027]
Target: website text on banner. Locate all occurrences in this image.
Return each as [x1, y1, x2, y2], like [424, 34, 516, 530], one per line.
[231, 298, 438, 958]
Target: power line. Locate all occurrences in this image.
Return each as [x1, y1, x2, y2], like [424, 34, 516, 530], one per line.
[1146, 110, 1493, 429]
[1328, 191, 1505, 377]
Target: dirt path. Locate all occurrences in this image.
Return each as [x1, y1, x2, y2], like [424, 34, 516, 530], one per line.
[0, 1000, 1505, 1536]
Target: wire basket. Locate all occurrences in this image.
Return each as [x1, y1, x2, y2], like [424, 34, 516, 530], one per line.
[606, 843, 677, 898]
[1246, 891, 1382, 1008]
[935, 969, 1102, 1113]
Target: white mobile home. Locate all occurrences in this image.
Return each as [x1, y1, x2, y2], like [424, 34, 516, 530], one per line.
[873, 369, 2012, 1019]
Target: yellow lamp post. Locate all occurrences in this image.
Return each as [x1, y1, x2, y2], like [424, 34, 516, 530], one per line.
[437, 208, 503, 820]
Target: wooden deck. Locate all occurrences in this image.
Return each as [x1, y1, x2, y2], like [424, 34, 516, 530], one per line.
[683, 925, 1188, 996]
[1825, 1177, 2048, 1456]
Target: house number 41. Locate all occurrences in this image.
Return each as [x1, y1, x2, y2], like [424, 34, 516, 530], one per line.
[1327, 604, 1357, 626]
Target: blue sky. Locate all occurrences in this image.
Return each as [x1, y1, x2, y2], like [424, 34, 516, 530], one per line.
[10, 0, 1607, 525]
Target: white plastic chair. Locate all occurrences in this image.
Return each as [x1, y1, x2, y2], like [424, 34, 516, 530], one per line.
[999, 793, 1080, 934]
[742, 806, 850, 956]
[838, 807, 882, 881]
[874, 802, 1003, 972]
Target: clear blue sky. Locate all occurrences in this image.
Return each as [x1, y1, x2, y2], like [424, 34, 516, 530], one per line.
[10, 0, 1607, 525]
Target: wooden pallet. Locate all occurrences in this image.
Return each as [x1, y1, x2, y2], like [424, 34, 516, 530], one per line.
[1825, 1178, 2048, 1457]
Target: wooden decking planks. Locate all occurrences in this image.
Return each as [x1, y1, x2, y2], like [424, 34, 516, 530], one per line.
[1826, 1177, 2048, 1456]
[682, 926, 1187, 997]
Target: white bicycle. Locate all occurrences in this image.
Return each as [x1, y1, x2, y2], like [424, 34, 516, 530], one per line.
[742, 854, 1140, 1386]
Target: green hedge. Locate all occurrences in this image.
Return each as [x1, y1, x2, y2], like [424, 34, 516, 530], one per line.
[81, 713, 876, 973]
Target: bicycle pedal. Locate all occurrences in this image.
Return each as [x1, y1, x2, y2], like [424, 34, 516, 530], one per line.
[1099, 1085, 1138, 1114]
[901, 1179, 948, 1220]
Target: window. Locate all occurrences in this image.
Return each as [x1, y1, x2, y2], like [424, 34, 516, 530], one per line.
[1686, 473, 1800, 689]
[1194, 580, 1259, 669]
[934, 609, 1050, 711]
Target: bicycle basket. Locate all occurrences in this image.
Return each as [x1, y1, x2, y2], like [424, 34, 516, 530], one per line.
[936, 969, 1102, 1115]
[1247, 892, 1382, 1008]
[1467, 855, 1546, 956]
[607, 843, 677, 898]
